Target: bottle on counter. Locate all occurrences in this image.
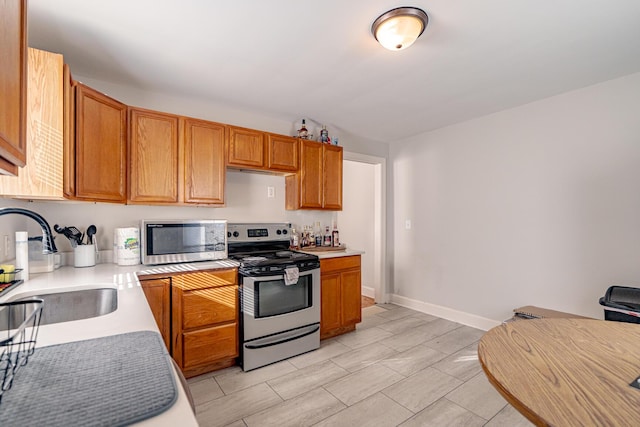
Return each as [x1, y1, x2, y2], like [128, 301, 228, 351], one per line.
[290, 227, 299, 250]
[309, 226, 316, 247]
[314, 222, 322, 247]
[323, 226, 332, 247]
[297, 119, 308, 139]
[301, 226, 308, 248]
[332, 224, 340, 247]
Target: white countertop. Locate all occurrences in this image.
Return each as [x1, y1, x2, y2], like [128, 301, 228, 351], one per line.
[299, 248, 365, 259]
[0, 259, 239, 427]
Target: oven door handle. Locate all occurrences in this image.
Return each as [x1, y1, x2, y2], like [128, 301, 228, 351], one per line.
[244, 324, 320, 349]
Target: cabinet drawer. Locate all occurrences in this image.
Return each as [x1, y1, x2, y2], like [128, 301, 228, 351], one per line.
[320, 255, 361, 273]
[182, 323, 238, 369]
[172, 269, 237, 291]
[182, 285, 238, 329]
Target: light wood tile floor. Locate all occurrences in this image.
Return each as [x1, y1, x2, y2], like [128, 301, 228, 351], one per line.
[187, 304, 534, 427]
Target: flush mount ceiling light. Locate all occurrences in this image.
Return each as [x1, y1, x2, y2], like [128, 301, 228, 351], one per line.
[371, 6, 429, 51]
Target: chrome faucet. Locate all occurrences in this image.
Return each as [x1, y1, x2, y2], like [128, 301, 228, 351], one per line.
[0, 207, 58, 253]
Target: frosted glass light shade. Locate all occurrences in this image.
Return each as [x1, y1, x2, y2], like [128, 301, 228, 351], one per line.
[372, 7, 428, 51]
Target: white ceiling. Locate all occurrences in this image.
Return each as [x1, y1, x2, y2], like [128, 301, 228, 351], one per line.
[27, 0, 640, 144]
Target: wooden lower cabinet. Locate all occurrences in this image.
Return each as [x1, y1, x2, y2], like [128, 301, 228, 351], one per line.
[182, 323, 237, 369]
[320, 255, 362, 339]
[171, 269, 239, 378]
[139, 268, 239, 378]
[139, 277, 171, 350]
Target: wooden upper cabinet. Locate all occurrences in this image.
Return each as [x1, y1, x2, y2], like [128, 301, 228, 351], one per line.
[267, 133, 299, 172]
[75, 83, 127, 202]
[322, 144, 343, 210]
[128, 107, 180, 204]
[286, 140, 342, 210]
[298, 140, 324, 208]
[0, 48, 65, 198]
[0, 0, 28, 175]
[183, 117, 225, 205]
[227, 125, 265, 168]
[63, 64, 76, 198]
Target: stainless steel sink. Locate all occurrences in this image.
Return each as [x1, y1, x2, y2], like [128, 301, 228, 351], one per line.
[0, 288, 117, 330]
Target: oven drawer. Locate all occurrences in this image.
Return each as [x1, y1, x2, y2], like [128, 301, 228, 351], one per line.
[182, 285, 238, 329]
[181, 323, 238, 369]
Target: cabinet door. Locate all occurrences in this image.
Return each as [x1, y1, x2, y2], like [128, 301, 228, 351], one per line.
[182, 286, 237, 329]
[341, 269, 362, 326]
[171, 270, 239, 376]
[140, 278, 171, 350]
[0, 48, 64, 198]
[75, 83, 127, 202]
[267, 133, 298, 172]
[128, 108, 180, 204]
[299, 140, 324, 208]
[323, 144, 343, 210]
[63, 64, 75, 198]
[184, 118, 225, 204]
[320, 273, 342, 338]
[182, 323, 238, 370]
[0, 0, 28, 175]
[227, 125, 265, 168]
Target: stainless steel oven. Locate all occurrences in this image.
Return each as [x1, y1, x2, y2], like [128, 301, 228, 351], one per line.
[228, 223, 321, 371]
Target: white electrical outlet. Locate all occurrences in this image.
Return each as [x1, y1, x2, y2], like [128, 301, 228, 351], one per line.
[267, 186, 275, 198]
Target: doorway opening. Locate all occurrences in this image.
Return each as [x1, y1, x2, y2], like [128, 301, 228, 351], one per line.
[338, 153, 387, 307]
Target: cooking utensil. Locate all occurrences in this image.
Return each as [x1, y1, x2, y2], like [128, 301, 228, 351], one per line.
[54, 224, 83, 248]
[86, 225, 97, 245]
[66, 226, 83, 246]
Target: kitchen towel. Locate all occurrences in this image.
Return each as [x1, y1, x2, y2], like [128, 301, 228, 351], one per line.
[284, 266, 299, 285]
[114, 227, 140, 265]
[0, 331, 177, 426]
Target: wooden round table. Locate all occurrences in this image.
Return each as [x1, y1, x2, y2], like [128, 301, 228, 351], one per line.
[478, 318, 640, 426]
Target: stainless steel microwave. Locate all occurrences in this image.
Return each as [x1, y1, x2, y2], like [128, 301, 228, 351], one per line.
[140, 219, 227, 265]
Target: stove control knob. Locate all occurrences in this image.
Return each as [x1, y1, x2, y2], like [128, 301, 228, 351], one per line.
[233, 231, 239, 238]
[227, 231, 232, 238]
[276, 229, 282, 235]
[282, 229, 288, 235]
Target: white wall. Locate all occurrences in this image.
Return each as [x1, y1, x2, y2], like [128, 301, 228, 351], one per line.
[337, 160, 376, 294]
[390, 72, 640, 323]
[0, 171, 334, 255]
[74, 75, 390, 159]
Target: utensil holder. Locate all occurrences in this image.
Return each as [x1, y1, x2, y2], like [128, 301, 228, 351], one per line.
[74, 245, 96, 268]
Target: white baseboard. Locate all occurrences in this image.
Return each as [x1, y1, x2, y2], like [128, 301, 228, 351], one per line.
[361, 286, 375, 298]
[390, 294, 501, 331]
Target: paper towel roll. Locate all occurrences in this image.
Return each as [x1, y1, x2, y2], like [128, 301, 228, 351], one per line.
[15, 231, 29, 281]
[113, 227, 140, 266]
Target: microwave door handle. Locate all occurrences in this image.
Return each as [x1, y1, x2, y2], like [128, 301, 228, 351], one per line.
[244, 324, 319, 349]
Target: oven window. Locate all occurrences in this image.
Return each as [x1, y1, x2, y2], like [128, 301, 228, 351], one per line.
[255, 275, 312, 318]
